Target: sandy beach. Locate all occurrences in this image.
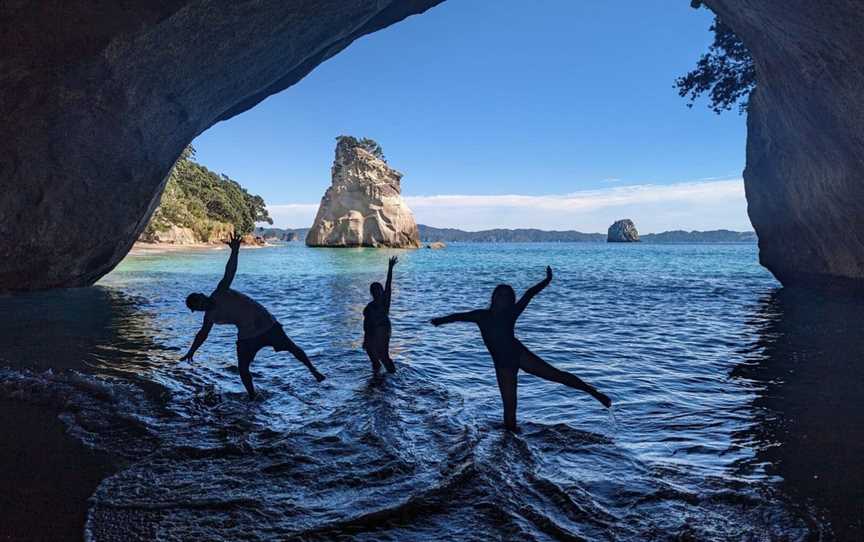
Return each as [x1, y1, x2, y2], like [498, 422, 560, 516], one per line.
[128, 241, 272, 257]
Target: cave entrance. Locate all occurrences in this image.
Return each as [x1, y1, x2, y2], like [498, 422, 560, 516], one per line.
[185, 0, 751, 238]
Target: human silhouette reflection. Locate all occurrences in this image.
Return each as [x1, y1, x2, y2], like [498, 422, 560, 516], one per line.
[363, 256, 398, 374]
[182, 234, 325, 397]
[431, 266, 611, 430]
[733, 289, 864, 539]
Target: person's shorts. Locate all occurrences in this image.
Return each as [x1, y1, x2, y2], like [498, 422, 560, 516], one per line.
[236, 323, 297, 360]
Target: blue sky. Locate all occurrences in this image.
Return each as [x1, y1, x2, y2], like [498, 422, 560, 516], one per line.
[192, 0, 750, 232]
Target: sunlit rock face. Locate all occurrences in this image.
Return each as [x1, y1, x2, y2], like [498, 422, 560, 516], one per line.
[0, 0, 441, 291]
[707, 0, 864, 291]
[306, 138, 421, 248]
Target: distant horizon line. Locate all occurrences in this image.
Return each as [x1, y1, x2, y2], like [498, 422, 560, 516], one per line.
[255, 223, 756, 236]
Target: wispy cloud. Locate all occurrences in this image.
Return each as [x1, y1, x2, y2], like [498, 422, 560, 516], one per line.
[266, 178, 752, 233]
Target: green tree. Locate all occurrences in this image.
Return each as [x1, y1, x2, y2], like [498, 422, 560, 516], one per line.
[676, 3, 755, 114]
[337, 135, 386, 162]
[143, 145, 272, 241]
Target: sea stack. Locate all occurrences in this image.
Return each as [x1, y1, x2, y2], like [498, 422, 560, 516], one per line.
[607, 219, 640, 243]
[306, 136, 421, 248]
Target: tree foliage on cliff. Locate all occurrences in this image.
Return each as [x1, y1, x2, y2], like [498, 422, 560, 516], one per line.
[337, 135, 386, 162]
[144, 146, 271, 240]
[676, 3, 756, 114]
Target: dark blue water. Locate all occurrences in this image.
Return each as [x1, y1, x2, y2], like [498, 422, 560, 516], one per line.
[1, 243, 861, 540]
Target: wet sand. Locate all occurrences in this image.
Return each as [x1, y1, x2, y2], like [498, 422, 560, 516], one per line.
[0, 399, 115, 542]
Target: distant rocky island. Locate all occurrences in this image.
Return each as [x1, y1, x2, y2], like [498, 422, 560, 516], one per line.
[259, 224, 756, 244]
[607, 219, 640, 242]
[256, 227, 309, 242]
[305, 136, 421, 248]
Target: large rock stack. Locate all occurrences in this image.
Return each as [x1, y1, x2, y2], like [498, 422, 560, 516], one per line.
[607, 219, 640, 243]
[306, 137, 421, 248]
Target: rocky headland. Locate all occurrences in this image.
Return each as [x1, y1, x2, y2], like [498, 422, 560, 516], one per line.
[135, 146, 270, 250]
[306, 137, 421, 248]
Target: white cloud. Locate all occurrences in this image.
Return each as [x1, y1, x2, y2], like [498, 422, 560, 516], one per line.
[266, 178, 752, 233]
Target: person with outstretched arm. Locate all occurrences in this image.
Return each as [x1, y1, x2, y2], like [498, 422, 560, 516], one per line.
[363, 256, 399, 374]
[181, 233, 325, 398]
[430, 266, 611, 430]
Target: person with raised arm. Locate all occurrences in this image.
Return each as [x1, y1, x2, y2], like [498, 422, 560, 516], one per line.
[363, 256, 399, 374]
[181, 233, 325, 398]
[430, 266, 611, 430]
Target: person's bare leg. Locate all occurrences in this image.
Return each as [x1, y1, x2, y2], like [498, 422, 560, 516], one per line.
[494, 366, 518, 431]
[382, 354, 396, 374]
[365, 346, 382, 374]
[275, 333, 325, 382]
[237, 345, 257, 398]
[380, 332, 396, 374]
[518, 348, 611, 407]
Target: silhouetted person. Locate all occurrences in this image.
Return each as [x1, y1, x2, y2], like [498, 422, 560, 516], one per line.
[431, 266, 611, 430]
[181, 233, 325, 398]
[363, 256, 398, 374]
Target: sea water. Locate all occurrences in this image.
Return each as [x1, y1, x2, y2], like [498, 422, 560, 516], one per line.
[1, 242, 862, 540]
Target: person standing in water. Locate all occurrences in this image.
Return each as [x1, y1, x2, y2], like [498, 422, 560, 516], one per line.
[430, 266, 611, 430]
[363, 256, 399, 374]
[181, 233, 325, 398]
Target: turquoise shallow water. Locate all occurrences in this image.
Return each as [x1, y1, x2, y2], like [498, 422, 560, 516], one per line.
[1, 242, 862, 540]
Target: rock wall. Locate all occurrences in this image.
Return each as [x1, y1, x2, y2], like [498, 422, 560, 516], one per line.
[306, 138, 421, 248]
[0, 0, 441, 290]
[705, 0, 864, 291]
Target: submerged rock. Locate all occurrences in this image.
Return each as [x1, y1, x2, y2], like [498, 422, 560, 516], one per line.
[427, 241, 447, 249]
[306, 137, 421, 248]
[607, 219, 640, 243]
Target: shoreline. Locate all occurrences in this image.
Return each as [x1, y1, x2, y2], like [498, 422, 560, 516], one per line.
[128, 241, 271, 257]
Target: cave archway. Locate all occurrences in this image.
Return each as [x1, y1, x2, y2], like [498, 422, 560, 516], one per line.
[1, 0, 862, 291]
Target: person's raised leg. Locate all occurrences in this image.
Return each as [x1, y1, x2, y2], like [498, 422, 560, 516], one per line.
[518, 348, 611, 407]
[236, 343, 257, 398]
[274, 329, 325, 382]
[494, 366, 518, 431]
